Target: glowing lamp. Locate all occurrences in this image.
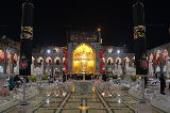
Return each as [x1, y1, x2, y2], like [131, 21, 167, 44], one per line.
[97, 28, 101, 32]
[117, 50, 120, 54]
[47, 49, 51, 54]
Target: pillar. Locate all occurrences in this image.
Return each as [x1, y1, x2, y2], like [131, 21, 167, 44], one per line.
[19, 1, 34, 77]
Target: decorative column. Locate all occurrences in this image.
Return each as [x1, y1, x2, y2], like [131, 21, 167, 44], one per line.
[19, 1, 34, 77]
[133, 0, 147, 75]
[19, 0, 34, 107]
[133, 0, 147, 101]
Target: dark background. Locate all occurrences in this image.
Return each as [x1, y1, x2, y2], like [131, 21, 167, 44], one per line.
[0, 0, 170, 51]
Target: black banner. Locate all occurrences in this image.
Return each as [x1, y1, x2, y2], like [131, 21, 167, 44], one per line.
[19, 1, 34, 76]
[132, 2, 145, 26]
[133, 1, 147, 75]
[19, 39, 32, 76]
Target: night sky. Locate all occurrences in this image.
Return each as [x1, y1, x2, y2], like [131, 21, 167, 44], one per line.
[0, 0, 170, 51]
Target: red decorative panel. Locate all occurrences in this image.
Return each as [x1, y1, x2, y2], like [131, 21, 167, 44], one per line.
[13, 53, 18, 64]
[63, 48, 68, 72]
[99, 49, 105, 74]
[0, 49, 5, 62]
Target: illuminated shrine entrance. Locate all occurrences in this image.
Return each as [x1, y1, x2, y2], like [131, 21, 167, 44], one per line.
[72, 43, 96, 74]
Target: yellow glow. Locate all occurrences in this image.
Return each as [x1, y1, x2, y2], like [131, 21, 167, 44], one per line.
[71, 84, 75, 93]
[72, 43, 96, 74]
[97, 28, 101, 32]
[92, 86, 96, 93]
[79, 106, 89, 110]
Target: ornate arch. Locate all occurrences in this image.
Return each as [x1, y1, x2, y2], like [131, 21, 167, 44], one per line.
[72, 43, 96, 74]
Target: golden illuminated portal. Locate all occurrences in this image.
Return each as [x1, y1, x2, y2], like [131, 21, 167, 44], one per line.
[72, 43, 96, 74]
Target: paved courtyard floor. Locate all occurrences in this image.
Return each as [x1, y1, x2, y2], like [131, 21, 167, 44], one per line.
[0, 81, 167, 113]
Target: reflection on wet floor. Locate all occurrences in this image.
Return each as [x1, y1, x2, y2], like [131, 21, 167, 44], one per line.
[32, 94, 107, 113]
[1, 81, 162, 113]
[104, 93, 136, 113]
[62, 94, 107, 113]
[32, 82, 137, 113]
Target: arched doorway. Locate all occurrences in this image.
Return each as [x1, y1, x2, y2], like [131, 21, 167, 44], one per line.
[72, 43, 96, 74]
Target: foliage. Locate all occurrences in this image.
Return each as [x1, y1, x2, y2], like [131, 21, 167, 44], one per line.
[28, 75, 37, 82]
[130, 75, 138, 82]
[42, 73, 49, 80]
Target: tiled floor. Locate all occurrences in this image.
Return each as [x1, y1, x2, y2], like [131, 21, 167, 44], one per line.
[1, 81, 165, 113]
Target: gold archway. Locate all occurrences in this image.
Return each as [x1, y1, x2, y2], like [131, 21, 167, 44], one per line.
[72, 43, 96, 74]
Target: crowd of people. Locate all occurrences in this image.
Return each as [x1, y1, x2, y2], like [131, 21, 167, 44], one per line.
[1, 50, 170, 96]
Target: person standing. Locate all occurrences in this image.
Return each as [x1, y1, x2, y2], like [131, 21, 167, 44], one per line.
[13, 75, 23, 88]
[148, 59, 154, 78]
[159, 53, 167, 95]
[116, 59, 122, 79]
[8, 76, 15, 91]
[34, 64, 41, 81]
[102, 71, 106, 81]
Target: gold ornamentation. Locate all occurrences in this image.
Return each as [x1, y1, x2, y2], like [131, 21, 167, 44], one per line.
[21, 26, 33, 39]
[133, 25, 146, 40]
